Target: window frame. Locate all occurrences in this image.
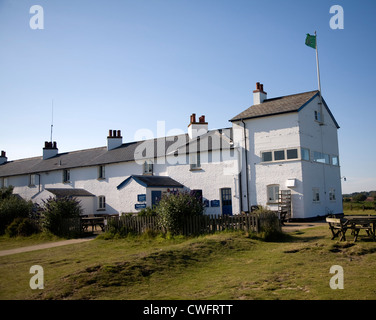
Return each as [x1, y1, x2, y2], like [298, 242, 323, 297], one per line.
[329, 188, 336, 201]
[63, 169, 70, 183]
[98, 165, 105, 180]
[267, 184, 280, 204]
[331, 155, 339, 166]
[143, 161, 153, 175]
[312, 188, 320, 203]
[98, 196, 106, 210]
[301, 148, 310, 161]
[190, 153, 201, 170]
[261, 148, 299, 163]
[314, 110, 322, 122]
[29, 174, 36, 187]
[273, 150, 285, 161]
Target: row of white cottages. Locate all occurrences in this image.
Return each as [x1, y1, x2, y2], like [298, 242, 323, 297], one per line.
[0, 83, 343, 219]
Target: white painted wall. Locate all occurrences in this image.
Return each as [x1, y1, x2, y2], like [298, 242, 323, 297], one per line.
[231, 96, 342, 219]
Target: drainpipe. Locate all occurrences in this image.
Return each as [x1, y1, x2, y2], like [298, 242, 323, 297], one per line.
[236, 146, 243, 213]
[36, 173, 41, 193]
[241, 119, 250, 212]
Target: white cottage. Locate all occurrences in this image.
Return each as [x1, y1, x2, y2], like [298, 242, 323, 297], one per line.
[0, 83, 343, 219]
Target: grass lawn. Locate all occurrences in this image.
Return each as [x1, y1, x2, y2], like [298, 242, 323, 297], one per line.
[1, 226, 376, 300]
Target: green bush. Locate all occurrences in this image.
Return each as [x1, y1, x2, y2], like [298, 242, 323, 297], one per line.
[138, 206, 157, 217]
[0, 187, 34, 235]
[41, 196, 82, 237]
[156, 190, 205, 235]
[253, 208, 283, 241]
[6, 217, 40, 237]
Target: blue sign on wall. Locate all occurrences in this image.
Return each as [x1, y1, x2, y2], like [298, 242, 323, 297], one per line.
[137, 194, 146, 202]
[135, 203, 147, 210]
[210, 200, 220, 207]
[203, 200, 209, 207]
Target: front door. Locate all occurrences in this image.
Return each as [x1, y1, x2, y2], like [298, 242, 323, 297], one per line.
[151, 191, 162, 207]
[221, 188, 232, 215]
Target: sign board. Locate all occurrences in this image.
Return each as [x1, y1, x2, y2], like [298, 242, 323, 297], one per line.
[210, 200, 220, 207]
[135, 203, 147, 210]
[137, 194, 146, 202]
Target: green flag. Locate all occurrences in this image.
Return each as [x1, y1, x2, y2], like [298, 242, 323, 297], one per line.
[305, 33, 316, 49]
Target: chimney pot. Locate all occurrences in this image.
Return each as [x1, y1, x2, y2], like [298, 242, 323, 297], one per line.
[1, 151, 5, 157]
[53, 141, 57, 149]
[108, 130, 113, 137]
[117, 130, 121, 137]
[199, 115, 206, 123]
[252, 82, 267, 104]
[190, 113, 196, 124]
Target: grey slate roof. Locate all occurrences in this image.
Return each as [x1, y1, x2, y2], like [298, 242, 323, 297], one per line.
[0, 129, 233, 178]
[117, 175, 184, 189]
[46, 188, 95, 197]
[230, 90, 339, 128]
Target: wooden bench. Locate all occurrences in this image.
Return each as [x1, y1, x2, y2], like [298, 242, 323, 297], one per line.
[326, 217, 349, 241]
[348, 218, 376, 242]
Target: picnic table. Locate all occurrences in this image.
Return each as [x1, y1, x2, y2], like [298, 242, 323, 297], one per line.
[326, 215, 376, 242]
[81, 216, 106, 232]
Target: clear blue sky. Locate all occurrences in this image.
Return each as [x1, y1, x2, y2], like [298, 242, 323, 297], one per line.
[0, 0, 375, 194]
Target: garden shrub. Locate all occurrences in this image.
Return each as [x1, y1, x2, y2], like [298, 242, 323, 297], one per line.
[156, 190, 205, 235]
[253, 208, 283, 241]
[6, 217, 40, 237]
[41, 196, 82, 237]
[0, 187, 34, 235]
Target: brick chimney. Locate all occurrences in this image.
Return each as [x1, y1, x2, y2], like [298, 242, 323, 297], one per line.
[0, 151, 7, 165]
[253, 82, 267, 105]
[107, 129, 123, 150]
[43, 141, 58, 160]
[188, 113, 208, 139]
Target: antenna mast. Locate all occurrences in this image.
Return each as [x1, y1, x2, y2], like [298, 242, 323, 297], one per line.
[50, 99, 54, 142]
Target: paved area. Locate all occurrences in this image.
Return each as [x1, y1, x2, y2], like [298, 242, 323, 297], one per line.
[0, 236, 96, 257]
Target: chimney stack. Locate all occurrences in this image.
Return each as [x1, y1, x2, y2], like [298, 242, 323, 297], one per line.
[188, 113, 208, 139]
[107, 129, 123, 150]
[0, 150, 7, 165]
[43, 141, 58, 160]
[253, 82, 267, 105]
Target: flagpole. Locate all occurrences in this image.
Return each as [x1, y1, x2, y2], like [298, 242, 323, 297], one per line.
[314, 31, 323, 124]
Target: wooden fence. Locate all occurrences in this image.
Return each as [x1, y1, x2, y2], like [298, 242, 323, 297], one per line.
[105, 214, 261, 236]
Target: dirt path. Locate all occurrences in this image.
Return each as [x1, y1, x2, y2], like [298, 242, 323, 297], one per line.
[0, 222, 325, 257]
[0, 236, 96, 257]
[282, 221, 326, 233]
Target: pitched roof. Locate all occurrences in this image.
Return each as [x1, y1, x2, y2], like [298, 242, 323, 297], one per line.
[46, 188, 95, 197]
[230, 90, 339, 128]
[0, 129, 233, 178]
[117, 175, 184, 190]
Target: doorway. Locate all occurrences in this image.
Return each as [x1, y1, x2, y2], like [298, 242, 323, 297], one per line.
[221, 188, 233, 215]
